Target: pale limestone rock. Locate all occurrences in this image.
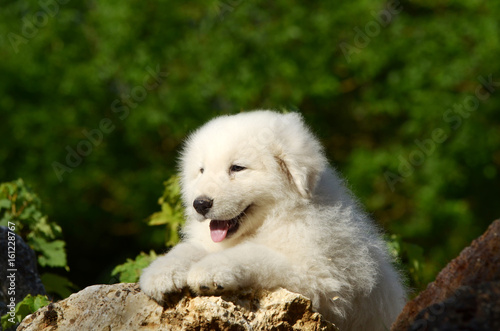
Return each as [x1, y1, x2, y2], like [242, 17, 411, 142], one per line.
[18, 283, 337, 330]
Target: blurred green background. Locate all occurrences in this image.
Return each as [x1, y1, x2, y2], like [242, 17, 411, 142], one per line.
[1, 0, 499, 292]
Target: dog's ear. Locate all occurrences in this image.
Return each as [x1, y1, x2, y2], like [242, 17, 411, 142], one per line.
[275, 156, 319, 198]
[273, 113, 326, 199]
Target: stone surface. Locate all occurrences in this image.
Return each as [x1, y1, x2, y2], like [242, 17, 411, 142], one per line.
[392, 219, 500, 330]
[0, 226, 46, 330]
[408, 281, 500, 331]
[18, 283, 338, 330]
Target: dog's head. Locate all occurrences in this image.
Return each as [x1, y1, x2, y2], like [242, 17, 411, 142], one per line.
[179, 110, 327, 243]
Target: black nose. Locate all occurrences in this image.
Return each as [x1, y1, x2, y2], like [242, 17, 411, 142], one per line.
[193, 196, 213, 216]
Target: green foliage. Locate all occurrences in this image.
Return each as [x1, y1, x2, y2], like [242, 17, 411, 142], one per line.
[111, 177, 182, 283]
[147, 176, 185, 247]
[1, 0, 499, 290]
[1, 295, 50, 330]
[31, 237, 67, 269]
[0, 179, 67, 268]
[40, 273, 79, 299]
[0, 179, 74, 301]
[387, 235, 425, 292]
[111, 251, 158, 283]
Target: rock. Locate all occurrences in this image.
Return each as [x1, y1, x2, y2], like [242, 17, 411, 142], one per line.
[392, 219, 500, 330]
[0, 226, 46, 330]
[408, 281, 500, 331]
[18, 283, 338, 330]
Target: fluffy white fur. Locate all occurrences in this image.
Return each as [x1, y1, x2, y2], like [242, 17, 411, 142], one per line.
[140, 110, 406, 330]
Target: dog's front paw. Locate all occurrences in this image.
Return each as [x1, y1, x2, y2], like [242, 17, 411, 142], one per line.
[140, 243, 208, 302]
[187, 255, 245, 294]
[139, 257, 189, 302]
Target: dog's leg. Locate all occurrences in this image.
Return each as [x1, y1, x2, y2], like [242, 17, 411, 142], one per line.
[187, 242, 299, 294]
[139, 242, 207, 302]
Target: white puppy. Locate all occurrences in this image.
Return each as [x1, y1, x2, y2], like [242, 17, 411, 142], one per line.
[140, 111, 406, 330]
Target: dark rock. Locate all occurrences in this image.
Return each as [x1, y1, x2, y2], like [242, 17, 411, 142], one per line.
[392, 219, 500, 330]
[408, 281, 500, 331]
[0, 226, 46, 330]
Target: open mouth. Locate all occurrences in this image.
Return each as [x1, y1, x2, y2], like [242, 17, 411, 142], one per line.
[209, 205, 251, 243]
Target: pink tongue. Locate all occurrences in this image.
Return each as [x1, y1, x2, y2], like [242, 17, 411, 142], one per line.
[210, 220, 229, 242]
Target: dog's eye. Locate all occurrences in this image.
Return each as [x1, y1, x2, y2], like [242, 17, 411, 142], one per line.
[230, 165, 246, 173]
[200, 168, 204, 174]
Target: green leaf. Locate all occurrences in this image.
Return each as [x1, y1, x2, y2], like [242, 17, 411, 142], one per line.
[1, 294, 50, 329]
[145, 175, 185, 247]
[0, 179, 69, 272]
[0, 199, 11, 210]
[31, 238, 67, 268]
[147, 211, 170, 226]
[111, 250, 157, 283]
